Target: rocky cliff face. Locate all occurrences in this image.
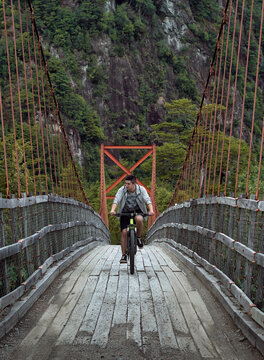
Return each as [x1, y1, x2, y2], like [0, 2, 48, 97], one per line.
[161, 0, 211, 90]
[38, 0, 222, 164]
[79, 0, 214, 145]
[67, 127, 84, 167]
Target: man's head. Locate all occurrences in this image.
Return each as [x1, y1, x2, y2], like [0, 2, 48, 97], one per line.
[125, 175, 136, 183]
[124, 175, 136, 192]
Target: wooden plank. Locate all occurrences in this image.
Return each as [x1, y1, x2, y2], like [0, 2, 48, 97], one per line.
[56, 276, 98, 345]
[110, 246, 121, 276]
[18, 301, 62, 351]
[47, 261, 102, 337]
[252, 306, 264, 328]
[215, 233, 235, 249]
[67, 245, 103, 282]
[162, 266, 217, 358]
[141, 247, 152, 267]
[209, 236, 216, 265]
[102, 245, 118, 272]
[0, 242, 21, 261]
[138, 272, 157, 333]
[234, 242, 256, 262]
[177, 335, 197, 354]
[112, 269, 128, 325]
[55, 248, 105, 344]
[18, 247, 102, 350]
[58, 245, 102, 288]
[91, 275, 118, 347]
[127, 271, 142, 346]
[188, 290, 215, 330]
[237, 198, 258, 211]
[0, 205, 9, 294]
[216, 196, 237, 207]
[173, 270, 194, 293]
[135, 250, 144, 271]
[148, 245, 167, 266]
[216, 239, 222, 270]
[256, 228, 264, 307]
[153, 245, 181, 272]
[22, 269, 42, 291]
[0, 285, 24, 310]
[90, 245, 112, 276]
[156, 271, 188, 336]
[188, 290, 239, 360]
[145, 267, 178, 348]
[145, 247, 162, 271]
[79, 271, 109, 334]
[247, 210, 256, 250]
[244, 261, 253, 298]
[40, 256, 54, 275]
[258, 201, 264, 212]
[218, 203, 224, 233]
[238, 207, 246, 246]
[234, 253, 242, 283]
[205, 196, 218, 206]
[230, 283, 254, 313]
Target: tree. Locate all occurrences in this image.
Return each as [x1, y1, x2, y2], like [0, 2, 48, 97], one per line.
[0, 133, 34, 197]
[164, 98, 197, 128]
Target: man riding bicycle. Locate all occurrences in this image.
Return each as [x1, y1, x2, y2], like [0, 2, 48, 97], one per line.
[110, 175, 154, 263]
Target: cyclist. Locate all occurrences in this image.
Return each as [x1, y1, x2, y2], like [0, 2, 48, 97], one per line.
[110, 174, 154, 263]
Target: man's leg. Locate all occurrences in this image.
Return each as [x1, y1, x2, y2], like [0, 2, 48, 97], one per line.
[135, 215, 143, 237]
[135, 215, 144, 247]
[120, 216, 129, 263]
[121, 228, 127, 255]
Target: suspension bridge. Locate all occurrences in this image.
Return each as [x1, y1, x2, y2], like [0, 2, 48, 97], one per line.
[0, 0, 264, 359]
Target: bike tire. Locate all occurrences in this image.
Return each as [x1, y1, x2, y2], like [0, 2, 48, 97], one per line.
[129, 229, 135, 275]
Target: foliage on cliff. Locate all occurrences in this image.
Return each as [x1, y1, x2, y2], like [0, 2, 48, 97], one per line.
[29, 0, 216, 191]
[1, 0, 263, 211]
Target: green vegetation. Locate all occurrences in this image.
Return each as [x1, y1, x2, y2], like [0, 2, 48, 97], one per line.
[0, 132, 34, 197]
[26, 0, 206, 195]
[0, 0, 263, 229]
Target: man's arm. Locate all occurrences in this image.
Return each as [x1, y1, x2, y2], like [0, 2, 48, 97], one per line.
[140, 186, 151, 204]
[110, 187, 124, 215]
[110, 203, 118, 216]
[140, 186, 154, 215]
[147, 203, 154, 216]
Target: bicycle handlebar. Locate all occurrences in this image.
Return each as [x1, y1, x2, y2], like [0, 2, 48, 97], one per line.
[115, 212, 150, 217]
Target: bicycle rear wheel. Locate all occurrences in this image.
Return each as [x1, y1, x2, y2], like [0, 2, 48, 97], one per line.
[129, 229, 135, 275]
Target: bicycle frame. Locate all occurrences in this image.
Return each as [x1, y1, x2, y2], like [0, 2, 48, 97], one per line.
[128, 216, 137, 235]
[116, 211, 148, 274]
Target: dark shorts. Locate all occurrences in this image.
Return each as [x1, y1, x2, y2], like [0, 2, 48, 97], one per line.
[120, 207, 141, 231]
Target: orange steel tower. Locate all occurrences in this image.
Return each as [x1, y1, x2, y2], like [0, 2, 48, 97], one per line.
[99, 145, 158, 228]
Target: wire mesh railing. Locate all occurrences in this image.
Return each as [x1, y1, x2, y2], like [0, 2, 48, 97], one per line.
[147, 196, 264, 330]
[0, 194, 109, 300]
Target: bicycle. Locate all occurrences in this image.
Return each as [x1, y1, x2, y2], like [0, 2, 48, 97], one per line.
[116, 211, 148, 275]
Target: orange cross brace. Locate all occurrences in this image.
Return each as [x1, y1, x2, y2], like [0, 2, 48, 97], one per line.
[99, 144, 158, 228]
[104, 149, 153, 194]
[104, 145, 153, 149]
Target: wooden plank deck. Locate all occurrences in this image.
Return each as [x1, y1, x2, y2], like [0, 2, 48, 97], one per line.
[2, 244, 259, 360]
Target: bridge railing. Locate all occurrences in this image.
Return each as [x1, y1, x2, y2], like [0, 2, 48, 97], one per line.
[0, 195, 109, 306]
[147, 196, 264, 329]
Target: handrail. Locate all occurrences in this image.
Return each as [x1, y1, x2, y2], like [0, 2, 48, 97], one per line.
[0, 195, 110, 302]
[147, 195, 264, 329]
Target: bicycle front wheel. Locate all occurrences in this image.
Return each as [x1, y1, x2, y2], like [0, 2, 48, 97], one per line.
[129, 229, 135, 275]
